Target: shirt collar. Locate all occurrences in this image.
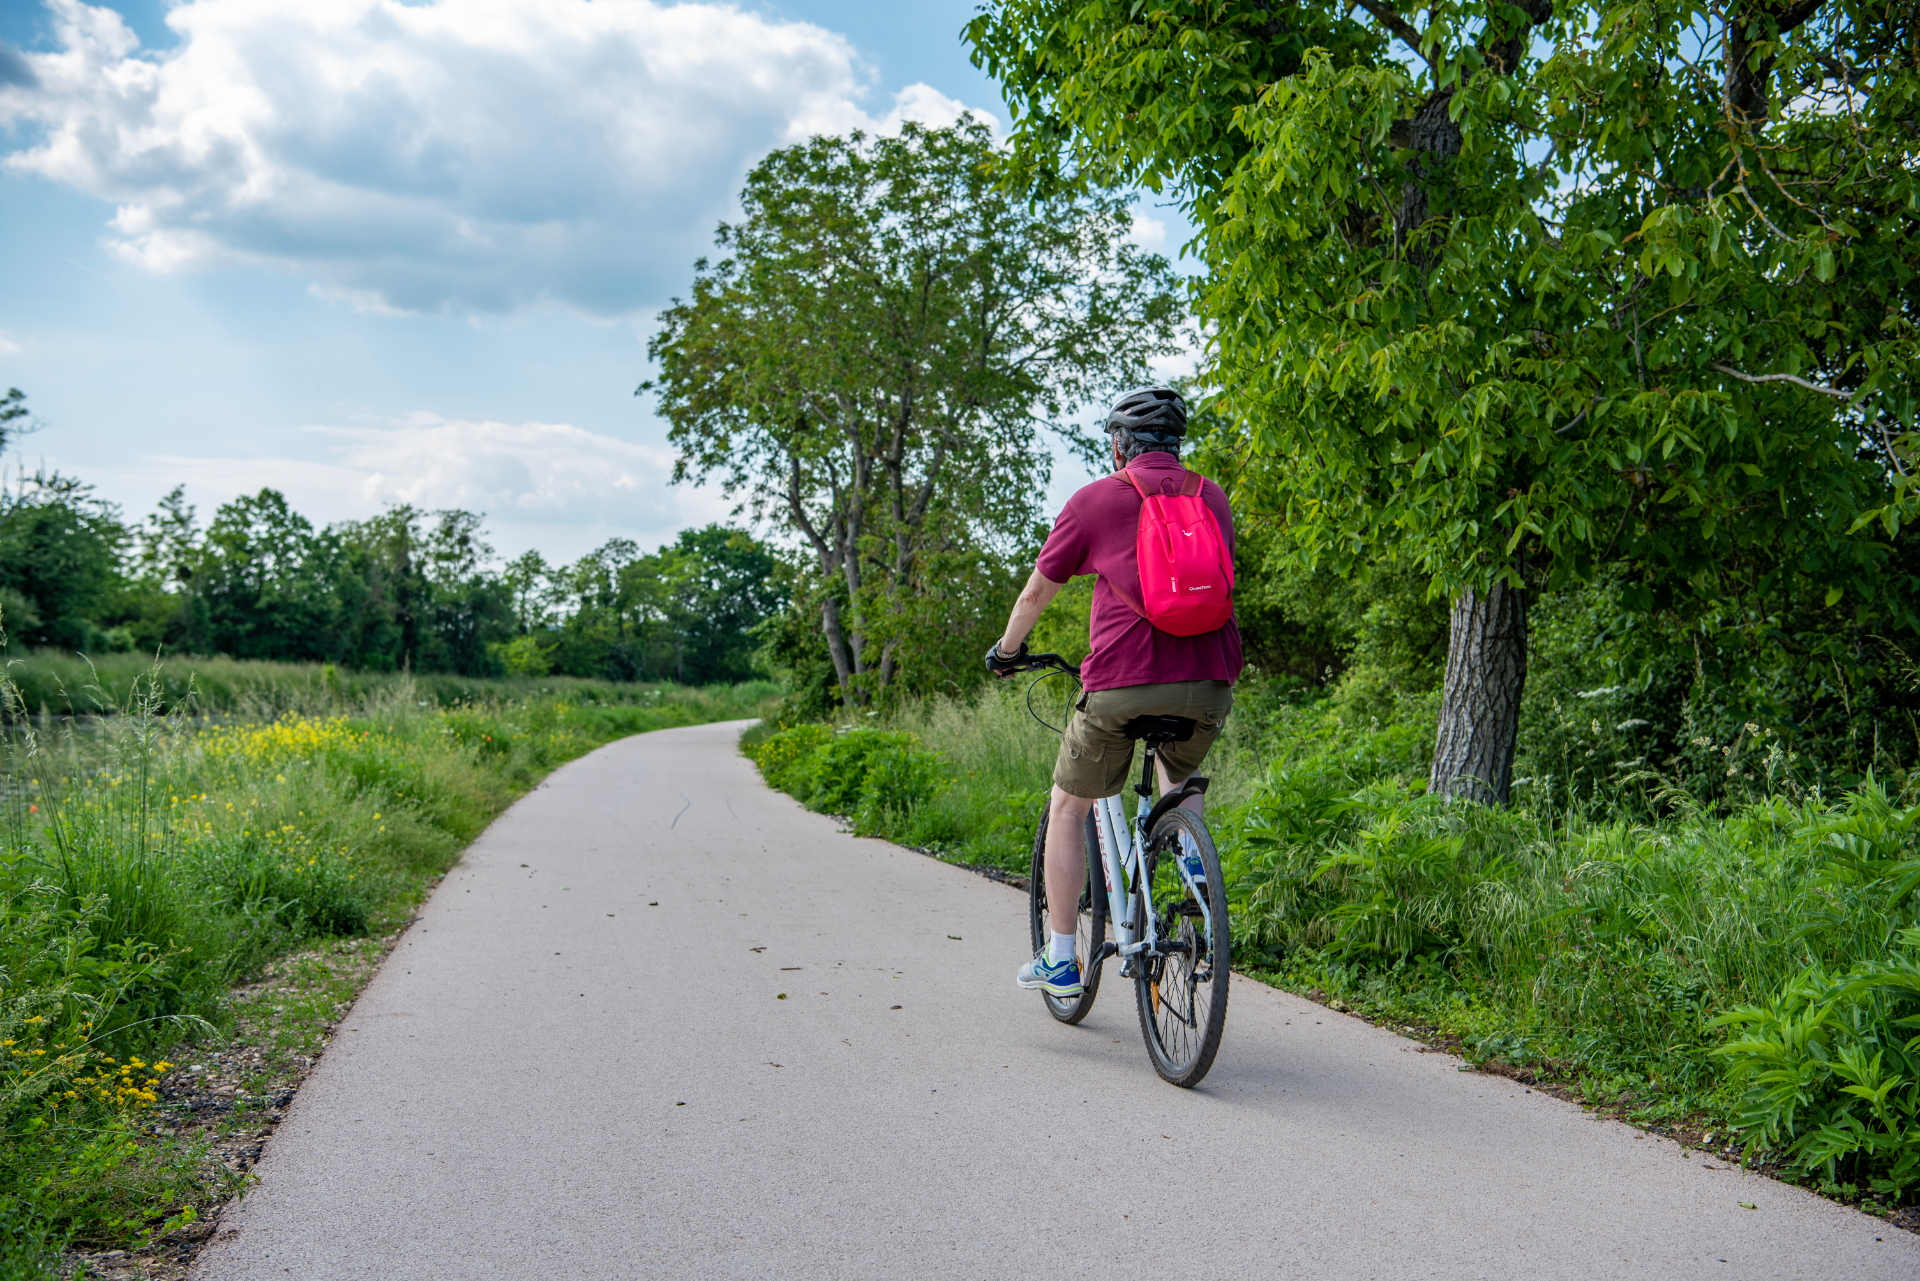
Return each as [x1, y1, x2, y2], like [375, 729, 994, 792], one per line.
[1124, 453, 1184, 475]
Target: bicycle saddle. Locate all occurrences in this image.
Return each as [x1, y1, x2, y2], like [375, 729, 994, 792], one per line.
[1120, 714, 1197, 743]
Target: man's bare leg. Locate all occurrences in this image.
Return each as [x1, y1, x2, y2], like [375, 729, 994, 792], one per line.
[1155, 756, 1205, 818]
[1045, 785, 1096, 938]
[1049, 762, 1200, 939]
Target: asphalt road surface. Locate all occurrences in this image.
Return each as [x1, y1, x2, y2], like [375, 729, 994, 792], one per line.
[191, 720, 1919, 1279]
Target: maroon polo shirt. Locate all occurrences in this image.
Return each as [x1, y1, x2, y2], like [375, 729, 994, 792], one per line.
[1035, 452, 1244, 692]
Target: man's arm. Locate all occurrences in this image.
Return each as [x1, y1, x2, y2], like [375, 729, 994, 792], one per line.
[996, 567, 1066, 655]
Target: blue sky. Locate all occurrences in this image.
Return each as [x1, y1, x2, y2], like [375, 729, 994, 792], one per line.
[0, 0, 1189, 562]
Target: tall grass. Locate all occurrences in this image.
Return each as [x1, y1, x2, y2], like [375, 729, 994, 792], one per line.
[2, 650, 778, 720]
[1, 655, 777, 1265]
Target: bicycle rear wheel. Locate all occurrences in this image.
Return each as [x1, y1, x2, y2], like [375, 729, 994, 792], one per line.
[1133, 806, 1230, 1086]
[1029, 794, 1107, 1024]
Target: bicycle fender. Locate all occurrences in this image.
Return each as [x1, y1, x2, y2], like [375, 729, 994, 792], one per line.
[1143, 775, 1209, 836]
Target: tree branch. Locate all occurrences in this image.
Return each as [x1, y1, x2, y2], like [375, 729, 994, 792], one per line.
[1712, 363, 1851, 399]
[1349, 0, 1433, 67]
[786, 449, 834, 568]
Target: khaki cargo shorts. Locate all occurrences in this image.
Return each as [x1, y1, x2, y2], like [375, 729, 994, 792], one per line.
[1053, 680, 1234, 799]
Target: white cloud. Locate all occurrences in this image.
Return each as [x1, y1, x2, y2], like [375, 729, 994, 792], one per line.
[322, 414, 679, 519]
[867, 83, 995, 137]
[0, 0, 994, 316]
[132, 414, 736, 558]
[1129, 214, 1169, 251]
[0, 332, 21, 357]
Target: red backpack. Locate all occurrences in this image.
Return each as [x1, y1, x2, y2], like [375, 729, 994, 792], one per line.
[1113, 468, 1235, 636]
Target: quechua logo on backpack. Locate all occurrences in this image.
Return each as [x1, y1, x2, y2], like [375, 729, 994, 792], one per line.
[1113, 468, 1235, 636]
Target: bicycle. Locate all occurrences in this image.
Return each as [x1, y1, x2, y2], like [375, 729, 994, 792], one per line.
[1010, 652, 1231, 1088]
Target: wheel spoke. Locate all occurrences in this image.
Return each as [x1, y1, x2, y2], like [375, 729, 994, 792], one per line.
[1134, 808, 1230, 1087]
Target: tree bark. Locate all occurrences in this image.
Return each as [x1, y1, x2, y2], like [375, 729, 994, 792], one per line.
[820, 597, 854, 706]
[1724, 1, 1825, 124]
[1428, 580, 1528, 805]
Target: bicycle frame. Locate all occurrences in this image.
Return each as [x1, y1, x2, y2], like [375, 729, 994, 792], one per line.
[1091, 789, 1151, 963]
[1087, 742, 1215, 969]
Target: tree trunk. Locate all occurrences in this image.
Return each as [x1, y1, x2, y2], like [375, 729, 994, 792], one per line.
[820, 598, 855, 707]
[1428, 580, 1528, 805]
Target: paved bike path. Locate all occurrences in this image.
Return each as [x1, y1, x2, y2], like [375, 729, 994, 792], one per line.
[192, 720, 1916, 1279]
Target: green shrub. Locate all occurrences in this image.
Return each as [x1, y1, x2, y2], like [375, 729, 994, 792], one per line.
[1715, 933, 1920, 1200]
[797, 732, 918, 815]
[745, 726, 945, 836]
[849, 739, 946, 836]
[0, 1194, 61, 1281]
[747, 725, 832, 796]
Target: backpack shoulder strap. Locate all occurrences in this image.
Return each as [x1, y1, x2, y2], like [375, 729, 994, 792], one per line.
[1108, 467, 1154, 622]
[1180, 469, 1204, 497]
[1105, 576, 1150, 620]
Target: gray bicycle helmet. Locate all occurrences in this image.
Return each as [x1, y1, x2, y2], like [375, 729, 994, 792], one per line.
[1106, 386, 1188, 448]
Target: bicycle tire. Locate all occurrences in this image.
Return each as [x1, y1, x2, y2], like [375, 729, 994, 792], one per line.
[1028, 794, 1107, 1024]
[1133, 806, 1230, 1086]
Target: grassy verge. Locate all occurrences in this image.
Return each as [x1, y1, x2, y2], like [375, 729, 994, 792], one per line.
[739, 676, 1277, 872]
[744, 679, 1920, 1226]
[1, 662, 775, 1276]
[0, 651, 761, 720]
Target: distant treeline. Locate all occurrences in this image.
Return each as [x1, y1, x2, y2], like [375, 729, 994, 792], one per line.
[0, 469, 784, 684]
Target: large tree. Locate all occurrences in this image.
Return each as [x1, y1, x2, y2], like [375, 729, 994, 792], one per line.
[0, 468, 124, 651]
[970, 0, 1920, 802]
[645, 119, 1185, 705]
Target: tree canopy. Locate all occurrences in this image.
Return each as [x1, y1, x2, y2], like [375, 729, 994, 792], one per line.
[974, 0, 1917, 598]
[646, 119, 1185, 706]
[971, 0, 1920, 799]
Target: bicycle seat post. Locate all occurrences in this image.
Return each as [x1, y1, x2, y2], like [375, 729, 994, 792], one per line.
[1135, 738, 1156, 799]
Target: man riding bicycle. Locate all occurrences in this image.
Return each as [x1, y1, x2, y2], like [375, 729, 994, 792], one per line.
[987, 387, 1243, 998]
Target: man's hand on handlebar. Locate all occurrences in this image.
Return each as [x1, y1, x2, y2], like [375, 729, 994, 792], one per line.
[985, 639, 1029, 678]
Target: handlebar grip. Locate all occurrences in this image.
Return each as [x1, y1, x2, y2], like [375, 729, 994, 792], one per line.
[1020, 652, 1082, 678]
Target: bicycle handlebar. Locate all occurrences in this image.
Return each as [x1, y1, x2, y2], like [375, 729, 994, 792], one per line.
[1008, 651, 1081, 678]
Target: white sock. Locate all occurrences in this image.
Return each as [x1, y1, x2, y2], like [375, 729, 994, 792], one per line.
[1048, 931, 1076, 965]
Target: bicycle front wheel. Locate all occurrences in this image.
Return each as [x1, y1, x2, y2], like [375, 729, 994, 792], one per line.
[1134, 806, 1230, 1086]
[1029, 794, 1107, 1024]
